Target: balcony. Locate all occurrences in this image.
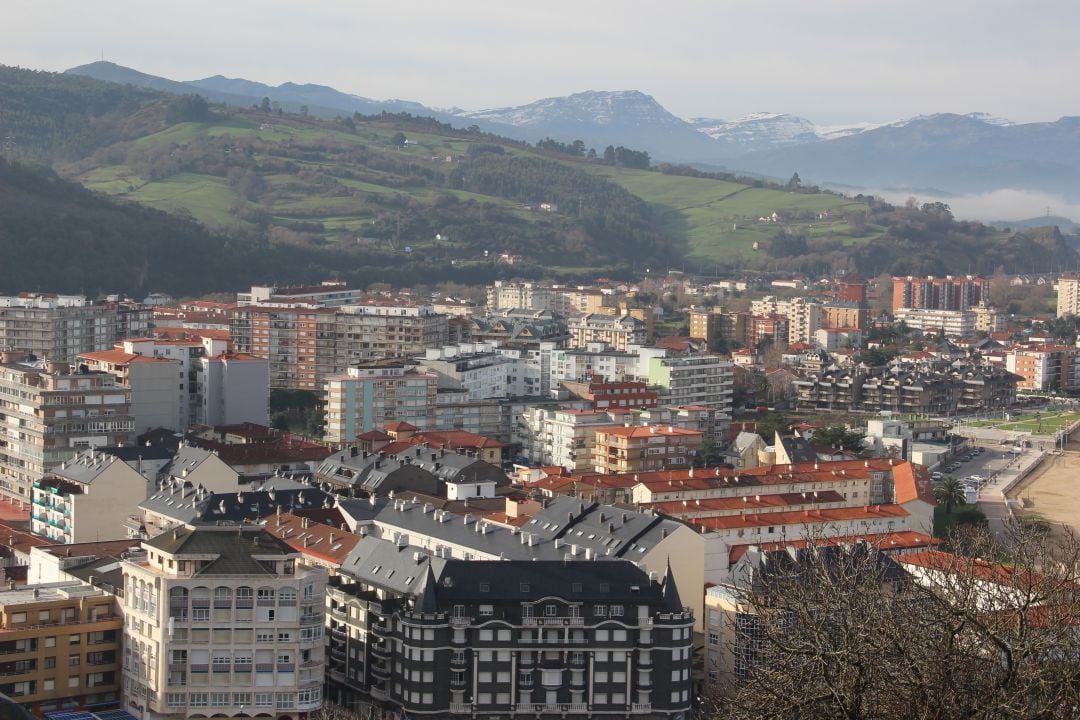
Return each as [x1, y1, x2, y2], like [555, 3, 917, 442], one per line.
[299, 613, 322, 626]
[276, 663, 295, 673]
[449, 702, 471, 714]
[521, 617, 584, 627]
[516, 704, 588, 714]
[449, 616, 470, 628]
[632, 703, 652, 713]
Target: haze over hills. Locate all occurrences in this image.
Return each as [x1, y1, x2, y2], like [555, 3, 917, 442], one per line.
[63, 61, 1080, 204]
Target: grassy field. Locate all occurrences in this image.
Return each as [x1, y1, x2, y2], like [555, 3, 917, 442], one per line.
[584, 166, 875, 264]
[966, 411, 1080, 434]
[73, 112, 875, 263]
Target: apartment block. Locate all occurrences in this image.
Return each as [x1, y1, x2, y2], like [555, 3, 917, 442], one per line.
[1005, 344, 1080, 392]
[894, 308, 975, 337]
[325, 552, 695, 719]
[120, 523, 327, 720]
[648, 355, 734, 416]
[892, 275, 989, 312]
[420, 343, 519, 400]
[0, 295, 117, 363]
[77, 351, 180, 436]
[0, 581, 122, 715]
[1056, 274, 1080, 318]
[748, 314, 789, 349]
[324, 362, 438, 443]
[821, 302, 868, 331]
[567, 315, 646, 352]
[0, 355, 132, 503]
[522, 408, 634, 472]
[31, 448, 149, 544]
[237, 283, 367, 308]
[591, 425, 704, 475]
[486, 281, 553, 313]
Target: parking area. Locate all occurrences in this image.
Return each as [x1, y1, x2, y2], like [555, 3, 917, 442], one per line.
[934, 441, 1027, 493]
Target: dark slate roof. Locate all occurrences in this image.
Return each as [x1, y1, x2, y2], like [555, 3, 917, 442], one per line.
[316, 452, 439, 495]
[101, 445, 176, 463]
[778, 435, 818, 464]
[434, 560, 663, 603]
[140, 480, 332, 525]
[145, 525, 296, 575]
[729, 542, 906, 595]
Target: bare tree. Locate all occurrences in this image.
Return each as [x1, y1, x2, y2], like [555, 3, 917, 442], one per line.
[711, 525, 1080, 720]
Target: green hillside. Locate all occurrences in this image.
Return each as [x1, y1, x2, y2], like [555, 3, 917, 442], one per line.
[4, 64, 1076, 286]
[582, 166, 877, 264]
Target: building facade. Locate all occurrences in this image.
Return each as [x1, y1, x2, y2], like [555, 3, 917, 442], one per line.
[324, 362, 439, 443]
[892, 275, 989, 313]
[0, 581, 122, 715]
[326, 550, 695, 719]
[0, 295, 117, 363]
[591, 426, 704, 475]
[120, 524, 327, 720]
[0, 355, 132, 503]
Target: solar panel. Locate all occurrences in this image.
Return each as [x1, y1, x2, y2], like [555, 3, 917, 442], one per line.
[93, 711, 139, 720]
[45, 712, 95, 720]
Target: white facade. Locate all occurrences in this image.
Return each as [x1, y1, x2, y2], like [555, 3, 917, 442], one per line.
[421, 343, 519, 400]
[121, 525, 327, 720]
[895, 308, 975, 337]
[196, 354, 270, 428]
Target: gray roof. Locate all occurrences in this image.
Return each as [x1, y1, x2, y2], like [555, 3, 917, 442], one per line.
[340, 536, 446, 595]
[145, 525, 296, 575]
[140, 479, 332, 525]
[733, 432, 764, 453]
[362, 494, 684, 564]
[316, 452, 439, 495]
[435, 559, 665, 604]
[52, 448, 143, 486]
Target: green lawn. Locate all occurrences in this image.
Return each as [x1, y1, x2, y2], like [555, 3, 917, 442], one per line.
[126, 173, 238, 226]
[965, 411, 1080, 433]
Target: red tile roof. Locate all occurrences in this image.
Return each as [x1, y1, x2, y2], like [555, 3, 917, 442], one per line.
[260, 511, 360, 565]
[728, 530, 939, 564]
[693, 503, 909, 532]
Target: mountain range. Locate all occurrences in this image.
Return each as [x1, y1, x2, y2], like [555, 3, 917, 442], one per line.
[65, 61, 1080, 202]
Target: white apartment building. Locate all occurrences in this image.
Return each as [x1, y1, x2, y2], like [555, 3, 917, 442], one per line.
[0, 294, 117, 363]
[120, 523, 327, 720]
[894, 308, 975, 337]
[420, 343, 519, 401]
[78, 350, 180, 436]
[0, 354, 132, 502]
[31, 447, 149, 543]
[486, 281, 553, 313]
[1056, 274, 1080, 318]
[521, 407, 634, 471]
[567, 314, 646, 352]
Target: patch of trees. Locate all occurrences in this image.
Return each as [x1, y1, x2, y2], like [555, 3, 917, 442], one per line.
[450, 154, 677, 265]
[601, 145, 650, 169]
[163, 94, 210, 125]
[0, 65, 164, 163]
[535, 137, 589, 157]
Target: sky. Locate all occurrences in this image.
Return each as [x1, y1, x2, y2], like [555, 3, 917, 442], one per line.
[6, 1, 1079, 125]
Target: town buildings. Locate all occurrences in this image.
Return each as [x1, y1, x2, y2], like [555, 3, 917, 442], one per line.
[0, 354, 132, 503]
[648, 355, 733, 417]
[325, 552, 695, 719]
[591, 426, 704, 475]
[120, 523, 327, 720]
[1005, 344, 1080, 392]
[567, 315, 646, 353]
[891, 275, 989, 313]
[894, 308, 976, 338]
[30, 448, 149, 544]
[324, 362, 439, 443]
[0, 295, 117, 363]
[0, 581, 122, 715]
[1056, 274, 1080, 318]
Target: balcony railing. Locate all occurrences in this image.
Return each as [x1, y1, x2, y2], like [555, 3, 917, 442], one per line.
[516, 704, 588, 713]
[632, 703, 652, 713]
[522, 617, 584, 627]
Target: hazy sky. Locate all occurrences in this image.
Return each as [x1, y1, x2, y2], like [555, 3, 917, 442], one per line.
[7, 1, 1078, 124]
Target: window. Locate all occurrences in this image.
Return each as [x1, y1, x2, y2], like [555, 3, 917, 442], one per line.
[277, 693, 294, 709]
[68, 654, 80, 666]
[544, 605, 557, 617]
[234, 693, 252, 706]
[38, 610, 50, 622]
[189, 693, 208, 708]
[610, 605, 624, 617]
[255, 693, 273, 708]
[192, 608, 209, 621]
[256, 630, 274, 643]
[519, 670, 533, 685]
[9, 613, 24, 624]
[277, 631, 292, 642]
[519, 582, 530, 593]
[166, 693, 185, 707]
[69, 634, 81, 645]
[44, 657, 55, 669]
[479, 605, 494, 617]
[594, 605, 607, 617]
[708, 631, 719, 645]
[479, 582, 490, 593]
[43, 680, 54, 692]
[44, 637, 55, 648]
[211, 692, 229, 707]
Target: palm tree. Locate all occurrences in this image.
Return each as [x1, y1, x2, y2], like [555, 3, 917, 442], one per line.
[934, 476, 966, 514]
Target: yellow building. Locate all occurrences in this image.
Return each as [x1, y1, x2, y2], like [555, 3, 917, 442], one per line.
[592, 425, 704, 474]
[0, 581, 122, 715]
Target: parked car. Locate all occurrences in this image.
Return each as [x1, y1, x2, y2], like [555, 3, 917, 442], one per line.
[931, 472, 943, 480]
